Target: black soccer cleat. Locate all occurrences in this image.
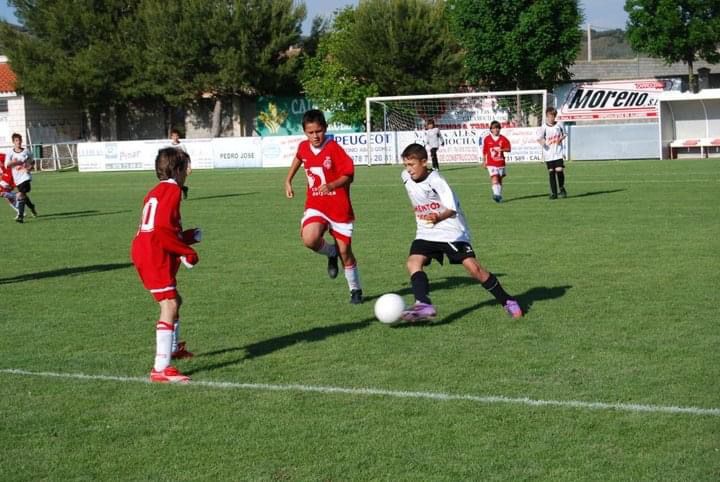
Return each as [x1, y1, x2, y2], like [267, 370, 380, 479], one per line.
[327, 253, 339, 279]
[549, 193, 558, 200]
[559, 188, 567, 198]
[350, 289, 363, 305]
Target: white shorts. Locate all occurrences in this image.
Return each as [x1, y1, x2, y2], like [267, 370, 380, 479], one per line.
[486, 166, 506, 177]
[301, 208, 354, 244]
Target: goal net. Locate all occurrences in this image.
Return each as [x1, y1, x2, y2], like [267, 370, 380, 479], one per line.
[365, 90, 548, 166]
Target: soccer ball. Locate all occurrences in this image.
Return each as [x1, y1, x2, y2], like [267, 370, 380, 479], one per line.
[374, 293, 406, 325]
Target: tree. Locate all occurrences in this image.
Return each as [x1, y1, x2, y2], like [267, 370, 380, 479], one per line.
[301, 0, 463, 127]
[625, 0, 720, 92]
[448, 0, 583, 91]
[0, 0, 141, 140]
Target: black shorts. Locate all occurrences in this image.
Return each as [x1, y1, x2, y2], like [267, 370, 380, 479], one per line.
[545, 159, 565, 170]
[409, 239, 476, 265]
[17, 181, 31, 193]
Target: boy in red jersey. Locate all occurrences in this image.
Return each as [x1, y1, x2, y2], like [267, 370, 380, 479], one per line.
[481, 121, 512, 203]
[131, 147, 202, 383]
[0, 152, 19, 216]
[284, 109, 363, 304]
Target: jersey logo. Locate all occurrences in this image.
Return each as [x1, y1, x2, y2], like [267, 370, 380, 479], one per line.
[323, 157, 332, 170]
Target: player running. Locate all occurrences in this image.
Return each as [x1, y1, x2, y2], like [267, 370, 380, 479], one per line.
[399, 143, 523, 322]
[284, 109, 363, 304]
[5, 133, 37, 223]
[481, 120, 512, 203]
[131, 147, 201, 383]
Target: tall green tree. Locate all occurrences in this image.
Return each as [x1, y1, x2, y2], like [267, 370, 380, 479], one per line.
[301, 0, 463, 127]
[625, 0, 720, 92]
[448, 0, 582, 90]
[0, 0, 141, 140]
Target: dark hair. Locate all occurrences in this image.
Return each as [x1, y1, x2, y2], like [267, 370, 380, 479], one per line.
[546, 106, 558, 115]
[401, 143, 428, 161]
[426, 120, 435, 127]
[11, 133, 21, 141]
[170, 128, 181, 136]
[302, 109, 328, 129]
[490, 120, 501, 129]
[156, 147, 190, 181]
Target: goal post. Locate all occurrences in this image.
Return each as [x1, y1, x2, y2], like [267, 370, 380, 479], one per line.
[365, 89, 548, 166]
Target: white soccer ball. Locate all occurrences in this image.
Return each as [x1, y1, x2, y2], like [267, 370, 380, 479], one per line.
[374, 293, 406, 325]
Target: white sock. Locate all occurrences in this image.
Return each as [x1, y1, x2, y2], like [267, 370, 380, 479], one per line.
[154, 321, 173, 371]
[344, 264, 361, 291]
[172, 319, 180, 353]
[492, 184, 502, 197]
[317, 239, 337, 257]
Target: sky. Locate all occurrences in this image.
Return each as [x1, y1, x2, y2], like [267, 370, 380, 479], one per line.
[0, 1, 629, 32]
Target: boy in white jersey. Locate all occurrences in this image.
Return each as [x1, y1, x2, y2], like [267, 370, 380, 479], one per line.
[5, 133, 38, 223]
[537, 107, 567, 199]
[424, 120, 444, 170]
[399, 143, 522, 322]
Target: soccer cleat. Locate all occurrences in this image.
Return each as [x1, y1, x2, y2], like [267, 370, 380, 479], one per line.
[172, 341, 194, 359]
[350, 289, 363, 304]
[549, 193, 558, 200]
[492, 195, 502, 203]
[559, 188, 567, 198]
[15, 215, 23, 223]
[150, 366, 190, 383]
[503, 299, 523, 319]
[29, 206, 37, 217]
[327, 252, 339, 279]
[400, 302, 437, 322]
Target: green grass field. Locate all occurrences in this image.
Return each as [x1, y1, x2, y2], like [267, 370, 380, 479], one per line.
[1, 159, 718, 481]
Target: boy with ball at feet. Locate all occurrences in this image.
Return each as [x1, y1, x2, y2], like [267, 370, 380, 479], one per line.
[399, 143, 523, 322]
[131, 147, 202, 383]
[285, 109, 363, 304]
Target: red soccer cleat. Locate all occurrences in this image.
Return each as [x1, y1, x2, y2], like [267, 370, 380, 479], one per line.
[172, 341, 194, 359]
[150, 365, 190, 383]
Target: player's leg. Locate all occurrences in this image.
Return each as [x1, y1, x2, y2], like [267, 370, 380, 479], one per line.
[335, 236, 363, 304]
[301, 218, 339, 278]
[431, 148, 439, 170]
[546, 162, 558, 199]
[555, 163, 566, 197]
[171, 293, 193, 359]
[462, 257, 522, 319]
[150, 294, 189, 383]
[401, 247, 437, 321]
[491, 174, 503, 203]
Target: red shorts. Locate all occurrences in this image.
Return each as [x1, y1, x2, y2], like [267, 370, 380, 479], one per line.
[131, 244, 181, 301]
[300, 208, 354, 245]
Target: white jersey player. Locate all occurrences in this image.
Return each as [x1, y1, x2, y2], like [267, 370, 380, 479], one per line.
[397, 143, 523, 322]
[536, 107, 567, 199]
[5, 133, 37, 222]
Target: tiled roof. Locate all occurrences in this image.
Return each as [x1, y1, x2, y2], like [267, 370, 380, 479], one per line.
[0, 63, 17, 94]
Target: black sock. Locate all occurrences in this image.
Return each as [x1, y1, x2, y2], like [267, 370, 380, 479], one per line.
[17, 199, 25, 217]
[548, 172, 557, 195]
[481, 273, 511, 305]
[557, 171, 565, 189]
[25, 196, 35, 210]
[411, 271, 432, 304]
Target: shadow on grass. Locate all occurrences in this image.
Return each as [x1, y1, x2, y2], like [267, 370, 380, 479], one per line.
[0, 262, 133, 284]
[503, 189, 625, 203]
[34, 210, 131, 220]
[186, 318, 374, 375]
[393, 284, 572, 328]
[185, 192, 259, 202]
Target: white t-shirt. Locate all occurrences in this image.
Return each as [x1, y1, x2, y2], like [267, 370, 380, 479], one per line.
[536, 122, 566, 161]
[424, 127, 443, 149]
[5, 147, 33, 185]
[401, 170, 471, 243]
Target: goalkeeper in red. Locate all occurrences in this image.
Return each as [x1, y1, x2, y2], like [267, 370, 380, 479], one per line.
[399, 143, 523, 322]
[131, 147, 202, 383]
[285, 109, 363, 304]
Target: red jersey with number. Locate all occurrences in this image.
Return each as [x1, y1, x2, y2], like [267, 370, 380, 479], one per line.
[482, 134, 511, 167]
[296, 139, 355, 222]
[131, 180, 195, 290]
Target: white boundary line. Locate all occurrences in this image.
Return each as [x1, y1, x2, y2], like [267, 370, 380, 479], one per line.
[2, 368, 718, 417]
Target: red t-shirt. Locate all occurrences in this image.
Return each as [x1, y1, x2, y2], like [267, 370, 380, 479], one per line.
[296, 139, 355, 222]
[482, 134, 511, 167]
[131, 180, 196, 290]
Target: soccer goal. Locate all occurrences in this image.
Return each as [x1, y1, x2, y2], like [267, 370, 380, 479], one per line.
[365, 90, 548, 166]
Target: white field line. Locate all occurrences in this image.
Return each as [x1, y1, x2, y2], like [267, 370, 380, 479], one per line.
[2, 368, 719, 417]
